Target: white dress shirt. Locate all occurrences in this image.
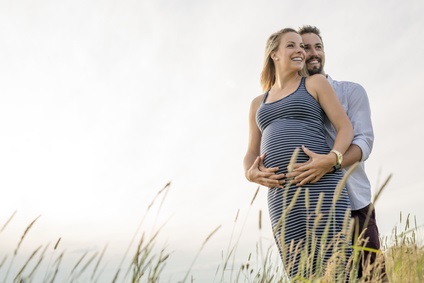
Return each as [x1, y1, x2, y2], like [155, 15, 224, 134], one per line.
[325, 75, 374, 210]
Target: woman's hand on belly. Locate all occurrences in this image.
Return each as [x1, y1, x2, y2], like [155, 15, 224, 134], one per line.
[246, 154, 286, 188]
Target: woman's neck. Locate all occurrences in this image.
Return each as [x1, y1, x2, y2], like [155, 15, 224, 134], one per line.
[273, 71, 301, 90]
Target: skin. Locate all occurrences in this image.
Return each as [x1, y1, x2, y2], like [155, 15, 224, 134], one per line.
[244, 32, 353, 188]
[284, 32, 364, 186]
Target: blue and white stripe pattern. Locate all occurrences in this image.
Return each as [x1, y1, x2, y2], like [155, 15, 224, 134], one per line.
[256, 77, 351, 278]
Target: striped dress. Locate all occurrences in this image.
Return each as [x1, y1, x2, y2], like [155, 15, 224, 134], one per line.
[256, 77, 351, 278]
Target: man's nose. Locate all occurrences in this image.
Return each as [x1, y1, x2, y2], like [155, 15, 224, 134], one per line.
[309, 48, 317, 56]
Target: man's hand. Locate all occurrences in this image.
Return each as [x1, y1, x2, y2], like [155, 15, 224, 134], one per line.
[285, 145, 334, 186]
[246, 154, 285, 188]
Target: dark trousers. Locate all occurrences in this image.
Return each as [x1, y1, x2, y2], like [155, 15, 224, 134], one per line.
[351, 203, 386, 279]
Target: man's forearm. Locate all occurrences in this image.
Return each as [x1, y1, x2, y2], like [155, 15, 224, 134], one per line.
[341, 144, 362, 168]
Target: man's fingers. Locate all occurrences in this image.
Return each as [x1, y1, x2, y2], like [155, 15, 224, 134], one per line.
[312, 176, 321, 184]
[296, 175, 315, 186]
[294, 170, 315, 186]
[302, 145, 319, 160]
[292, 163, 303, 170]
[290, 161, 311, 173]
[302, 145, 314, 156]
[285, 170, 301, 179]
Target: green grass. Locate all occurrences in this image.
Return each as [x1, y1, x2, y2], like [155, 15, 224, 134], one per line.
[1, 178, 423, 283]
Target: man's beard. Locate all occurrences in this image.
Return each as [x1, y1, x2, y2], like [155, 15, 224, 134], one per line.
[307, 65, 323, 75]
[306, 56, 323, 75]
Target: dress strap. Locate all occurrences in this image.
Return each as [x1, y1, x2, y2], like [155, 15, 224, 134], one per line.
[262, 90, 270, 104]
[300, 76, 306, 88]
[295, 76, 307, 92]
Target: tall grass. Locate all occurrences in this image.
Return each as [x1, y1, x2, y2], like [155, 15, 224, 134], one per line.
[1, 177, 423, 282]
[384, 213, 424, 283]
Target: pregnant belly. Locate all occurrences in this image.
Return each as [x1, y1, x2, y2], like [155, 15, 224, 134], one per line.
[260, 119, 329, 174]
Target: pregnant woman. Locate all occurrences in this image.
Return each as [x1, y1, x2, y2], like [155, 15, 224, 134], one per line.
[243, 28, 354, 280]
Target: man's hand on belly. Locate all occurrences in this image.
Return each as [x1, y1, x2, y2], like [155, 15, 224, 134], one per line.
[285, 145, 334, 186]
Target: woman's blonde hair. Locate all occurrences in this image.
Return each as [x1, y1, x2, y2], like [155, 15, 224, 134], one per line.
[260, 28, 300, 92]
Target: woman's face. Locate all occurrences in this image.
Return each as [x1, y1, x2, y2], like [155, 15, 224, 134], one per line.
[273, 32, 306, 72]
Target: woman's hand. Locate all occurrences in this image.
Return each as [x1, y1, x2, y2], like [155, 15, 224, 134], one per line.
[246, 154, 286, 188]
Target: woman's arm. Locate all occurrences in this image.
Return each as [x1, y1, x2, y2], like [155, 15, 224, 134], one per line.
[305, 75, 354, 166]
[243, 95, 285, 188]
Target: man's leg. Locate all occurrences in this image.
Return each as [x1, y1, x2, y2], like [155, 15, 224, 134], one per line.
[351, 203, 386, 280]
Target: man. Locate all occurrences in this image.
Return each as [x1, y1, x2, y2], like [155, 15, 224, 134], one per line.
[292, 25, 385, 280]
[245, 26, 386, 280]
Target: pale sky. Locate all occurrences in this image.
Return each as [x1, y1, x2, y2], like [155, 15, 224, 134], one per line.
[1, 0, 423, 281]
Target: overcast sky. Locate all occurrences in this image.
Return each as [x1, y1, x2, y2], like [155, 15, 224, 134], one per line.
[1, 0, 423, 281]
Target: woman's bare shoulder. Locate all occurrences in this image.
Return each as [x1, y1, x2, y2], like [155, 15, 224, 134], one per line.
[250, 93, 266, 109]
[305, 73, 327, 84]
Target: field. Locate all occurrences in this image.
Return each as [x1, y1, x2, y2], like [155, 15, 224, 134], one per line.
[1, 177, 423, 282]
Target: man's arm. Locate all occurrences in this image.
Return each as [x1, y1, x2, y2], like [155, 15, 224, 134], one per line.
[346, 83, 374, 161]
[286, 82, 373, 186]
[342, 144, 362, 167]
[286, 143, 362, 186]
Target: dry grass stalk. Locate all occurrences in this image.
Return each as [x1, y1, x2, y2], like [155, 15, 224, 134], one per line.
[1, 169, 422, 283]
[182, 225, 221, 283]
[74, 251, 99, 281]
[0, 255, 7, 271]
[333, 162, 359, 204]
[373, 174, 392, 204]
[42, 238, 61, 282]
[46, 251, 64, 283]
[69, 250, 88, 279]
[259, 210, 262, 230]
[287, 147, 300, 173]
[14, 215, 41, 256]
[91, 243, 108, 281]
[115, 182, 171, 282]
[13, 245, 42, 281]
[251, 186, 260, 206]
[53, 238, 61, 250]
[27, 244, 50, 280]
[1, 210, 17, 233]
[3, 215, 41, 283]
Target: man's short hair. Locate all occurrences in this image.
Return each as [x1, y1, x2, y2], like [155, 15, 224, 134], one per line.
[298, 25, 324, 45]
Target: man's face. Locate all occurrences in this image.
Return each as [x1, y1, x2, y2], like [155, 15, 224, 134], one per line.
[301, 33, 325, 75]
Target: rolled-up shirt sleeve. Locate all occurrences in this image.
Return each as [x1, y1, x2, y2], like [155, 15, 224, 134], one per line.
[347, 84, 374, 161]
